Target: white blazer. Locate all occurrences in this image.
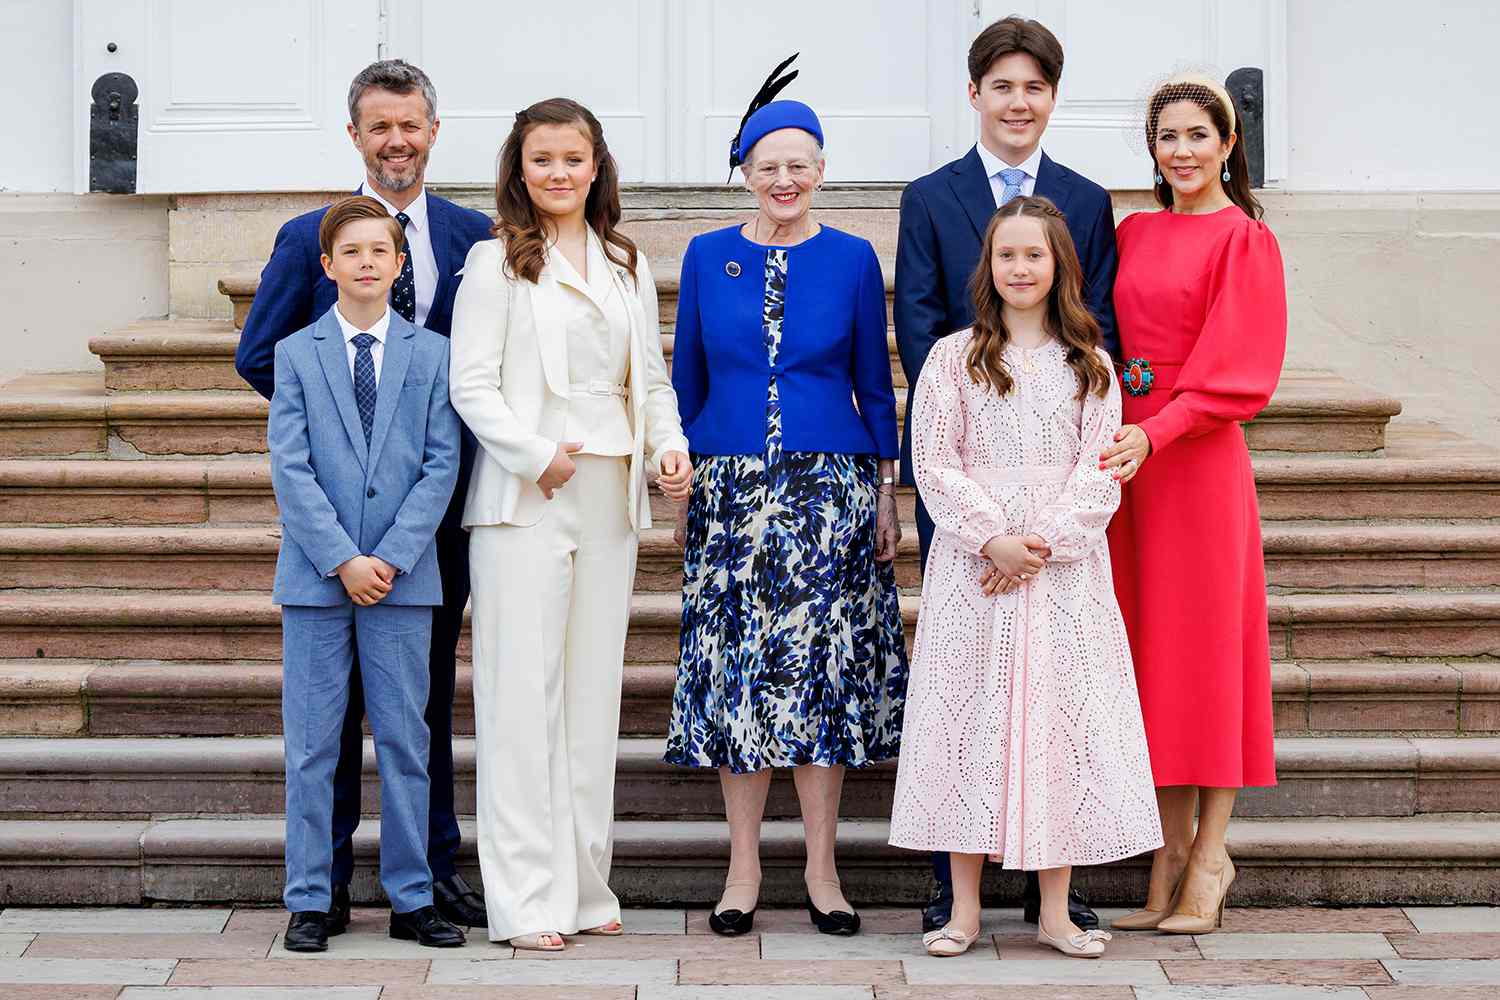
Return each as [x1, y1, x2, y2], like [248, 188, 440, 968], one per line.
[449, 236, 689, 531]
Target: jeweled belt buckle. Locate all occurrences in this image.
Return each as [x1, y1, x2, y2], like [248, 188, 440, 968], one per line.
[1121, 357, 1155, 397]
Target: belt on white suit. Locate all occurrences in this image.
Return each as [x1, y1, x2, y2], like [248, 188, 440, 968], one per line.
[570, 380, 628, 398]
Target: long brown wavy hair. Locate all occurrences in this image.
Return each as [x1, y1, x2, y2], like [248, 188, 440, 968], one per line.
[493, 98, 638, 285]
[965, 195, 1111, 399]
[1146, 81, 1263, 220]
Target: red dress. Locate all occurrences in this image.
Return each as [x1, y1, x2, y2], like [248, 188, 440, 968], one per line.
[1107, 206, 1287, 789]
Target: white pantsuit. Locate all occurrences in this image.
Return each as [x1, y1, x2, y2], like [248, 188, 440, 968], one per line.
[449, 232, 688, 941]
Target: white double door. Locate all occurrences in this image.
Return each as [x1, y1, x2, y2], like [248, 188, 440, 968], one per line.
[76, 0, 1282, 192]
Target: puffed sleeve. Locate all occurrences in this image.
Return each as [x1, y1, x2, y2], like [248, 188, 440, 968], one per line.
[448, 240, 556, 483]
[634, 253, 691, 469]
[1138, 220, 1288, 454]
[851, 240, 900, 458]
[1029, 352, 1122, 562]
[911, 335, 1006, 555]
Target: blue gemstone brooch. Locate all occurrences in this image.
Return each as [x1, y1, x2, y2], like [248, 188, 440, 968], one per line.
[1121, 357, 1155, 396]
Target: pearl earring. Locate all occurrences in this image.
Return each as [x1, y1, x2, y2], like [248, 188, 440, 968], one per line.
[1221, 162, 1231, 182]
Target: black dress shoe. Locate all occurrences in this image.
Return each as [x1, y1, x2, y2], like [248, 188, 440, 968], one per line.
[328, 883, 351, 936]
[708, 905, 756, 936]
[433, 873, 487, 928]
[1021, 887, 1099, 930]
[806, 894, 861, 936]
[283, 911, 329, 952]
[390, 905, 467, 947]
[922, 894, 953, 934]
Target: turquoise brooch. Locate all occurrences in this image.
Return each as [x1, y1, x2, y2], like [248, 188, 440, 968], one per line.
[1122, 358, 1155, 396]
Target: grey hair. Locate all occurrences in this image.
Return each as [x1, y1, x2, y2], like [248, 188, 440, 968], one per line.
[347, 60, 437, 126]
[742, 132, 825, 170]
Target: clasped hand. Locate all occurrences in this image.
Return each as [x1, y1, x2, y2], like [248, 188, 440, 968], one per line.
[978, 533, 1050, 596]
[336, 554, 397, 606]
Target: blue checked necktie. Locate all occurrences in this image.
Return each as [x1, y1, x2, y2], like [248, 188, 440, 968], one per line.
[351, 333, 378, 445]
[998, 167, 1027, 206]
[390, 211, 416, 323]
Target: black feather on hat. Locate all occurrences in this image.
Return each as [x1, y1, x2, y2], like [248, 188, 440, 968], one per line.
[728, 52, 801, 180]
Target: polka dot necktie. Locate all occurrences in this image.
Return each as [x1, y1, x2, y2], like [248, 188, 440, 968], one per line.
[999, 167, 1027, 206]
[351, 333, 378, 445]
[391, 212, 416, 323]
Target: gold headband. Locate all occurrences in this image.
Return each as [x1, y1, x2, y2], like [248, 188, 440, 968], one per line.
[1153, 72, 1236, 134]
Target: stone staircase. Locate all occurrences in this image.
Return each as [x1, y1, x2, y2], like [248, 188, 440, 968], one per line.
[3, 200, 1500, 910]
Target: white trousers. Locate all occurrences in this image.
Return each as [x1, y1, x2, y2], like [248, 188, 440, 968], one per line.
[468, 454, 637, 940]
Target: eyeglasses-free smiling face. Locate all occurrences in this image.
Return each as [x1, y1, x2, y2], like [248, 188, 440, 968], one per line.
[743, 128, 825, 229]
[969, 51, 1056, 164]
[1153, 100, 1235, 202]
[521, 122, 597, 223]
[990, 214, 1055, 312]
[348, 88, 438, 195]
[320, 217, 405, 302]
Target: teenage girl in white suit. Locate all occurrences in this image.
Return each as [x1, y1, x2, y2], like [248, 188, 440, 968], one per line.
[448, 97, 692, 951]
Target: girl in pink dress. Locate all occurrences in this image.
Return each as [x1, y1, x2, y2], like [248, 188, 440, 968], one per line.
[889, 196, 1161, 959]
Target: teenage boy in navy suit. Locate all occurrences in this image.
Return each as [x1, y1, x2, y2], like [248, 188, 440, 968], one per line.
[236, 60, 492, 929]
[894, 15, 1117, 934]
[272, 196, 462, 952]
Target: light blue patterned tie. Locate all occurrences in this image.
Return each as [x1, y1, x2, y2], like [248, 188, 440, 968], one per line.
[998, 167, 1027, 206]
[351, 333, 377, 445]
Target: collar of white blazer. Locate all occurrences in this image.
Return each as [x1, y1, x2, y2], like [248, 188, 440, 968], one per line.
[457, 232, 644, 405]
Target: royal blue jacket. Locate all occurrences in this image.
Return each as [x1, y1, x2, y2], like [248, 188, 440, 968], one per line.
[671, 225, 899, 459]
[894, 148, 1119, 484]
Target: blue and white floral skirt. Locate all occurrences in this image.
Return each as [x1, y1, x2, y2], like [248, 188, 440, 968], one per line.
[664, 448, 909, 773]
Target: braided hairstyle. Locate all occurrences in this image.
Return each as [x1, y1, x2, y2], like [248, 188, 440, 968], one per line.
[965, 195, 1111, 399]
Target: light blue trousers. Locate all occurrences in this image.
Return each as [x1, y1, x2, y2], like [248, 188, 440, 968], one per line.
[282, 602, 434, 914]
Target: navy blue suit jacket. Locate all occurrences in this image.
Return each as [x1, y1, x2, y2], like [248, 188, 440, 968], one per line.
[235, 190, 494, 401]
[893, 147, 1119, 483]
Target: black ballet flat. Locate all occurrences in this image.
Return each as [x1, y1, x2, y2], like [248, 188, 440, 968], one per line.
[708, 906, 756, 936]
[806, 894, 861, 936]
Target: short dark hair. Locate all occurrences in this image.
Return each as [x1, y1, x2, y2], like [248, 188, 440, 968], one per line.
[347, 59, 437, 126]
[968, 16, 1064, 90]
[318, 195, 404, 257]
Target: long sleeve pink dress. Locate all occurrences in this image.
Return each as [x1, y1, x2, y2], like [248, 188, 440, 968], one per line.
[888, 331, 1162, 870]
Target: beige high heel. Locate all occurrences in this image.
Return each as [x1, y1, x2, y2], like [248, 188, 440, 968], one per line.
[579, 920, 623, 936]
[1157, 858, 1236, 935]
[1111, 868, 1187, 931]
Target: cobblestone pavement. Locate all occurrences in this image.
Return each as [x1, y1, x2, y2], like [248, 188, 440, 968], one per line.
[1, 906, 1499, 998]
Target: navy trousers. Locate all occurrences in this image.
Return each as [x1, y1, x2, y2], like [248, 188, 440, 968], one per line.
[330, 444, 473, 887]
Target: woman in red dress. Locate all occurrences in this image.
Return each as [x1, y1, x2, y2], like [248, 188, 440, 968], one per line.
[1099, 73, 1287, 934]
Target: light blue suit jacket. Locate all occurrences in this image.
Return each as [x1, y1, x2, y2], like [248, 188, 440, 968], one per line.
[269, 307, 460, 607]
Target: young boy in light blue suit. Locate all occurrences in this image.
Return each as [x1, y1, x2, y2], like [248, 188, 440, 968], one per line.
[269, 195, 463, 952]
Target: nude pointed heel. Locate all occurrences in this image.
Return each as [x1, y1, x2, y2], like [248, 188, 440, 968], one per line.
[1110, 871, 1186, 931]
[1157, 859, 1235, 935]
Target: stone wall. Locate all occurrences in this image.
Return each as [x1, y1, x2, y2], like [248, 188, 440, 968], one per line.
[0, 194, 168, 376]
[5, 186, 1498, 443]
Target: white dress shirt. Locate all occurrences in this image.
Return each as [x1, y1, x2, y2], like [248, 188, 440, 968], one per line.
[333, 304, 391, 388]
[975, 141, 1044, 207]
[361, 182, 438, 328]
[551, 232, 634, 457]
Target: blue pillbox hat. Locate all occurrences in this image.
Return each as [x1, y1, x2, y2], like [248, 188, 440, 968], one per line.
[731, 100, 824, 169]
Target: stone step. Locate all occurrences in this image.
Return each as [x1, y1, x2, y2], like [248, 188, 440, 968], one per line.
[2, 813, 1497, 906]
[0, 374, 266, 459]
[88, 320, 248, 393]
[7, 521, 1500, 594]
[98, 312, 1400, 453]
[7, 655, 1499, 740]
[1, 589, 1498, 665]
[5, 423, 1495, 529]
[2, 734, 1496, 824]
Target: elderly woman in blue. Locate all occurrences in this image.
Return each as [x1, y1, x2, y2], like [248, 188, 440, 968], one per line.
[665, 74, 907, 938]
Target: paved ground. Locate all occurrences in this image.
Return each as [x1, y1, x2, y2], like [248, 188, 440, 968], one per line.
[1, 905, 1499, 998]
